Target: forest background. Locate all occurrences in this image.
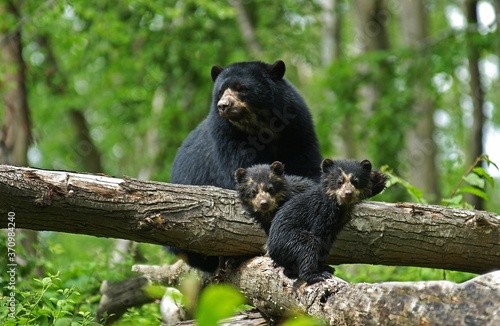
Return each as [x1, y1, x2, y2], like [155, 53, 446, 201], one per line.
[1, 0, 499, 324]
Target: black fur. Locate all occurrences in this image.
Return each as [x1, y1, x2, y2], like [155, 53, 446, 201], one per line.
[267, 159, 387, 284]
[170, 60, 322, 272]
[235, 161, 316, 235]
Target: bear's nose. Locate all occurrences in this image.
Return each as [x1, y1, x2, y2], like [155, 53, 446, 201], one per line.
[259, 200, 269, 208]
[217, 98, 232, 112]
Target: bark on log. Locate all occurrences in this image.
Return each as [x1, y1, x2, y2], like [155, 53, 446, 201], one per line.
[1, 165, 499, 274]
[221, 256, 500, 325]
[169, 309, 269, 326]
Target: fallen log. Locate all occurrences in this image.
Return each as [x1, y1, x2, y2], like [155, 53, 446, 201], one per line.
[222, 256, 500, 325]
[1, 164, 498, 274]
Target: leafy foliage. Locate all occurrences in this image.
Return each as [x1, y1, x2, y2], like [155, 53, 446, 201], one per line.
[383, 155, 498, 208]
[1, 272, 98, 326]
[1, 0, 499, 324]
[195, 284, 246, 326]
[442, 155, 498, 208]
[382, 166, 428, 204]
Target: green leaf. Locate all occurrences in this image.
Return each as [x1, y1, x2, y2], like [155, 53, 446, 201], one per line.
[458, 186, 490, 200]
[144, 284, 167, 300]
[41, 277, 53, 287]
[472, 167, 494, 186]
[441, 194, 463, 206]
[406, 186, 427, 204]
[383, 169, 427, 204]
[195, 284, 245, 326]
[463, 173, 485, 189]
[482, 155, 499, 170]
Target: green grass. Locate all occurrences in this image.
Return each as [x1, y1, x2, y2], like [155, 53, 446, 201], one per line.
[334, 264, 477, 283]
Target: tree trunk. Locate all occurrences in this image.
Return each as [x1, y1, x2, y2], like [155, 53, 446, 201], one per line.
[69, 110, 104, 173]
[319, 0, 342, 66]
[320, 0, 358, 159]
[495, 0, 500, 53]
[0, 1, 41, 277]
[0, 2, 31, 166]
[353, 0, 389, 53]
[228, 0, 262, 56]
[1, 165, 499, 275]
[465, 0, 485, 210]
[399, 1, 440, 203]
[352, 0, 391, 164]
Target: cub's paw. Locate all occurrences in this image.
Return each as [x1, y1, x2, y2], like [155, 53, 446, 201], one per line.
[321, 265, 335, 274]
[303, 271, 333, 284]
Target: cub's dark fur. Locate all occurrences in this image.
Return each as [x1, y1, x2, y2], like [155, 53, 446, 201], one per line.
[267, 159, 387, 284]
[170, 60, 322, 272]
[235, 161, 316, 235]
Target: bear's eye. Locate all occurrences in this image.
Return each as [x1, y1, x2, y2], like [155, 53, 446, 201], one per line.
[337, 179, 344, 186]
[267, 185, 275, 194]
[235, 83, 247, 92]
[250, 188, 258, 196]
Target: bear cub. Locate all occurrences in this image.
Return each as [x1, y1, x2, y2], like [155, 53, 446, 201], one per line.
[235, 161, 316, 235]
[267, 159, 387, 284]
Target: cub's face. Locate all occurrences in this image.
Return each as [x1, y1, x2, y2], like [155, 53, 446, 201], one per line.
[321, 159, 372, 205]
[245, 181, 280, 213]
[235, 162, 288, 214]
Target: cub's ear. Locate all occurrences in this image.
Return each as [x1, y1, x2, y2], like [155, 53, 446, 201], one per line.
[270, 161, 285, 176]
[211, 65, 224, 82]
[360, 159, 372, 171]
[321, 158, 336, 172]
[268, 60, 286, 80]
[234, 168, 247, 183]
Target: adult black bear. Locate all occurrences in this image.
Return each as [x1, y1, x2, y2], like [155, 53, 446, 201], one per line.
[170, 60, 322, 272]
[234, 161, 316, 235]
[267, 159, 387, 284]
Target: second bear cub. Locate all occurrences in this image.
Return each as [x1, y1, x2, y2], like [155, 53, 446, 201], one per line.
[235, 161, 316, 235]
[267, 159, 387, 284]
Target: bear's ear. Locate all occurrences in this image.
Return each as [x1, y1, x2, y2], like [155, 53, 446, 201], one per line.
[321, 158, 336, 172]
[270, 161, 285, 176]
[268, 60, 286, 80]
[360, 159, 372, 171]
[234, 168, 247, 183]
[211, 65, 224, 82]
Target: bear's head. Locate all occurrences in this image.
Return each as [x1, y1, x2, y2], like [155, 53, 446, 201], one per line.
[234, 161, 288, 214]
[210, 60, 286, 134]
[321, 159, 375, 205]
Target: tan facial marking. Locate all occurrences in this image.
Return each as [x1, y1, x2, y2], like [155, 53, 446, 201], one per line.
[218, 89, 249, 112]
[250, 183, 278, 213]
[326, 169, 360, 205]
